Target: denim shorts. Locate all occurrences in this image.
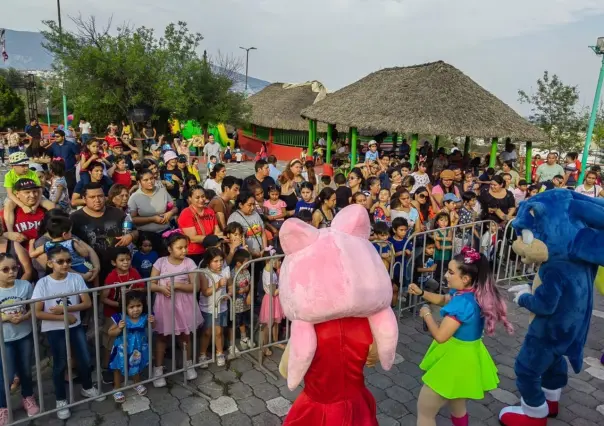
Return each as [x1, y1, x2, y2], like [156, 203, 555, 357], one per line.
[202, 311, 228, 328]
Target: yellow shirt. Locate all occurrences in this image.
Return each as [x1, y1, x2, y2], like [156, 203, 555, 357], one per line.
[188, 165, 200, 182]
[170, 119, 181, 135]
[4, 169, 41, 190]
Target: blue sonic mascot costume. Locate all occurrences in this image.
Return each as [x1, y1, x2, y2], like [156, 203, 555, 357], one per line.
[499, 190, 604, 426]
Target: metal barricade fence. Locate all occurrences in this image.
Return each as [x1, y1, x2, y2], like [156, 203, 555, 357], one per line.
[393, 220, 498, 318]
[494, 219, 537, 288]
[0, 258, 288, 425]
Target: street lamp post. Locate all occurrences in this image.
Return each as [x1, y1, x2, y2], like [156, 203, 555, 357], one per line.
[57, 0, 68, 129]
[578, 37, 604, 185]
[239, 46, 257, 92]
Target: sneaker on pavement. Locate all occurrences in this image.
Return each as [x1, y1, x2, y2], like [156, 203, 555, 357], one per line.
[216, 353, 226, 367]
[153, 366, 167, 387]
[56, 400, 71, 420]
[0, 408, 9, 426]
[227, 345, 240, 360]
[22, 396, 40, 417]
[81, 386, 106, 402]
[185, 360, 197, 380]
[198, 354, 209, 369]
[240, 337, 250, 349]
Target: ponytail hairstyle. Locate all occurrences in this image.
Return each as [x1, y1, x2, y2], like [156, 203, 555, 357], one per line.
[314, 187, 336, 211]
[348, 168, 365, 189]
[454, 247, 513, 336]
[304, 160, 317, 186]
[49, 158, 66, 177]
[210, 163, 226, 180]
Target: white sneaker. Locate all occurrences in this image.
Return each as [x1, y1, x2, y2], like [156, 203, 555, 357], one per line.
[81, 386, 106, 402]
[56, 400, 71, 420]
[185, 360, 197, 380]
[153, 366, 167, 388]
[198, 354, 209, 369]
[228, 345, 240, 360]
[239, 337, 250, 349]
[216, 353, 226, 367]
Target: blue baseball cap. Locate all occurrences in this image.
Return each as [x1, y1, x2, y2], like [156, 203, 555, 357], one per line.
[443, 193, 460, 203]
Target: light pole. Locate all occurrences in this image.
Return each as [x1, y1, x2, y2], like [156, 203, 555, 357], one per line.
[578, 37, 604, 184]
[239, 46, 257, 92]
[57, 0, 68, 129]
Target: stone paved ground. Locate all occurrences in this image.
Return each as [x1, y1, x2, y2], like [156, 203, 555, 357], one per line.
[3, 161, 604, 425]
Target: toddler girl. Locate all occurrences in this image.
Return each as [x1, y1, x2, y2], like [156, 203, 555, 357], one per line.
[260, 254, 285, 356]
[370, 188, 391, 225]
[433, 211, 453, 284]
[132, 235, 159, 279]
[0, 254, 40, 422]
[110, 155, 134, 189]
[32, 246, 104, 420]
[79, 139, 111, 185]
[263, 186, 287, 229]
[408, 247, 513, 426]
[150, 231, 203, 387]
[48, 158, 71, 213]
[108, 291, 155, 403]
[198, 247, 231, 367]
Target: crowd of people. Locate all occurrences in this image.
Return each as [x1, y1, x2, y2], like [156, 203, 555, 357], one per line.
[0, 121, 601, 423]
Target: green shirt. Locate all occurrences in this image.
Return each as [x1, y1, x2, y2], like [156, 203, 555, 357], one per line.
[4, 169, 40, 190]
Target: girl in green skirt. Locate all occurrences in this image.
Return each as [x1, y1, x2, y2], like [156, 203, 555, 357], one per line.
[408, 247, 514, 426]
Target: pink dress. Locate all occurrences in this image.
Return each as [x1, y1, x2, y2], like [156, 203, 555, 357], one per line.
[259, 269, 285, 324]
[153, 257, 203, 335]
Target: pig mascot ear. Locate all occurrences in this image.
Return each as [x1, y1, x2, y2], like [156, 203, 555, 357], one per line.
[331, 204, 371, 239]
[280, 218, 320, 255]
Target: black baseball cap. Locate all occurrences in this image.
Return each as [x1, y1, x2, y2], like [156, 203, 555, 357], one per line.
[14, 178, 41, 191]
[202, 235, 224, 249]
[177, 154, 188, 163]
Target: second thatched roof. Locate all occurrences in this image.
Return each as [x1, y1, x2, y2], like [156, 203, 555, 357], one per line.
[301, 61, 546, 141]
[246, 81, 328, 132]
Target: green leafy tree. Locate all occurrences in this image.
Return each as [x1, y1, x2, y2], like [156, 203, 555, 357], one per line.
[518, 71, 583, 153]
[0, 76, 26, 129]
[41, 16, 248, 136]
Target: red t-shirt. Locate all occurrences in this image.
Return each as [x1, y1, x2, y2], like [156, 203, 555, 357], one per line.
[103, 267, 143, 317]
[0, 207, 45, 243]
[105, 135, 120, 148]
[177, 207, 218, 255]
[112, 170, 133, 189]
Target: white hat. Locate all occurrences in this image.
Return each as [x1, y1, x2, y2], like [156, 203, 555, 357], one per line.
[368, 140, 377, 146]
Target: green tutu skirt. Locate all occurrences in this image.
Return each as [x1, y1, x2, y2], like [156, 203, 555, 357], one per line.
[419, 337, 499, 400]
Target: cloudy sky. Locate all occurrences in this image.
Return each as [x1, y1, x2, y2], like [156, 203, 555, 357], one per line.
[3, 0, 604, 114]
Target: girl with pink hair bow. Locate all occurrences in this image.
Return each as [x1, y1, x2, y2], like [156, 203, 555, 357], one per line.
[408, 246, 514, 426]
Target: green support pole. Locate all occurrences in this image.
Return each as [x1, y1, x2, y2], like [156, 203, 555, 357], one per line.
[434, 135, 440, 152]
[62, 94, 68, 129]
[463, 136, 470, 157]
[326, 124, 333, 164]
[410, 133, 419, 167]
[351, 127, 358, 167]
[578, 54, 604, 185]
[489, 137, 498, 168]
[307, 120, 314, 158]
[525, 141, 533, 183]
[46, 106, 52, 138]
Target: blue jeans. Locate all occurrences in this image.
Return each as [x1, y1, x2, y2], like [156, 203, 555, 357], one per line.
[81, 134, 91, 144]
[0, 335, 34, 408]
[47, 326, 93, 401]
[515, 335, 568, 407]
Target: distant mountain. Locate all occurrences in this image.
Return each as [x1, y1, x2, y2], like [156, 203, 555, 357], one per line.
[0, 29, 270, 94]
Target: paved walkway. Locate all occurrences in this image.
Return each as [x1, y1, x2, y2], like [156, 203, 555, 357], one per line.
[4, 161, 604, 425]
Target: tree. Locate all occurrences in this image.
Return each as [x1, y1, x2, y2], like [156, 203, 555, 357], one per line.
[41, 16, 249, 134]
[0, 76, 26, 130]
[518, 71, 583, 153]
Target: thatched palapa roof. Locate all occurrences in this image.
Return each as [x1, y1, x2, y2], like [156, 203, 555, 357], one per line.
[246, 81, 328, 132]
[301, 61, 546, 141]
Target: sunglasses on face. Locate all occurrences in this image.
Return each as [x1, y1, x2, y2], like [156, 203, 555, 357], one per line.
[418, 194, 427, 199]
[53, 259, 72, 266]
[0, 266, 18, 274]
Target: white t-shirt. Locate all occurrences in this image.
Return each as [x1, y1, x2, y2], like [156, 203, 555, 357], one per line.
[79, 122, 92, 135]
[500, 150, 517, 163]
[0, 280, 34, 342]
[575, 184, 602, 198]
[199, 267, 230, 314]
[203, 179, 223, 196]
[203, 142, 221, 158]
[32, 273, 88, 332]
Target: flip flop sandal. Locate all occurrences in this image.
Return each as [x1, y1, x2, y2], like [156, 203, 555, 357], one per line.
[134, 385, 147, 396]
[113, 392, 125, 403]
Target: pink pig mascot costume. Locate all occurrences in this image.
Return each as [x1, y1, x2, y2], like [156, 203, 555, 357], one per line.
[277, 204, 399, 426]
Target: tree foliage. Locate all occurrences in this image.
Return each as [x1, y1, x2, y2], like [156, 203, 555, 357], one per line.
[0, 76, 26, 130]
[41, 16, 249, 132]
[518, 71, 583, 153]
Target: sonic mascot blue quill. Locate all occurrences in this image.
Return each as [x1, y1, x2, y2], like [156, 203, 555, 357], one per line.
[499, 190, 604, 426]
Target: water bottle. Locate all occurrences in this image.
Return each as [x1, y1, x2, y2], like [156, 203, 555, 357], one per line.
[122, 214, 133, 235]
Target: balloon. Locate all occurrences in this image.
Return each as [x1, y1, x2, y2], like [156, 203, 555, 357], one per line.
[595, 267, 604, 295]
[67, 114, 74, 121]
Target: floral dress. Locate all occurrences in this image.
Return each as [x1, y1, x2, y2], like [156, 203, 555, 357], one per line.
[109, 313, 150, 377]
